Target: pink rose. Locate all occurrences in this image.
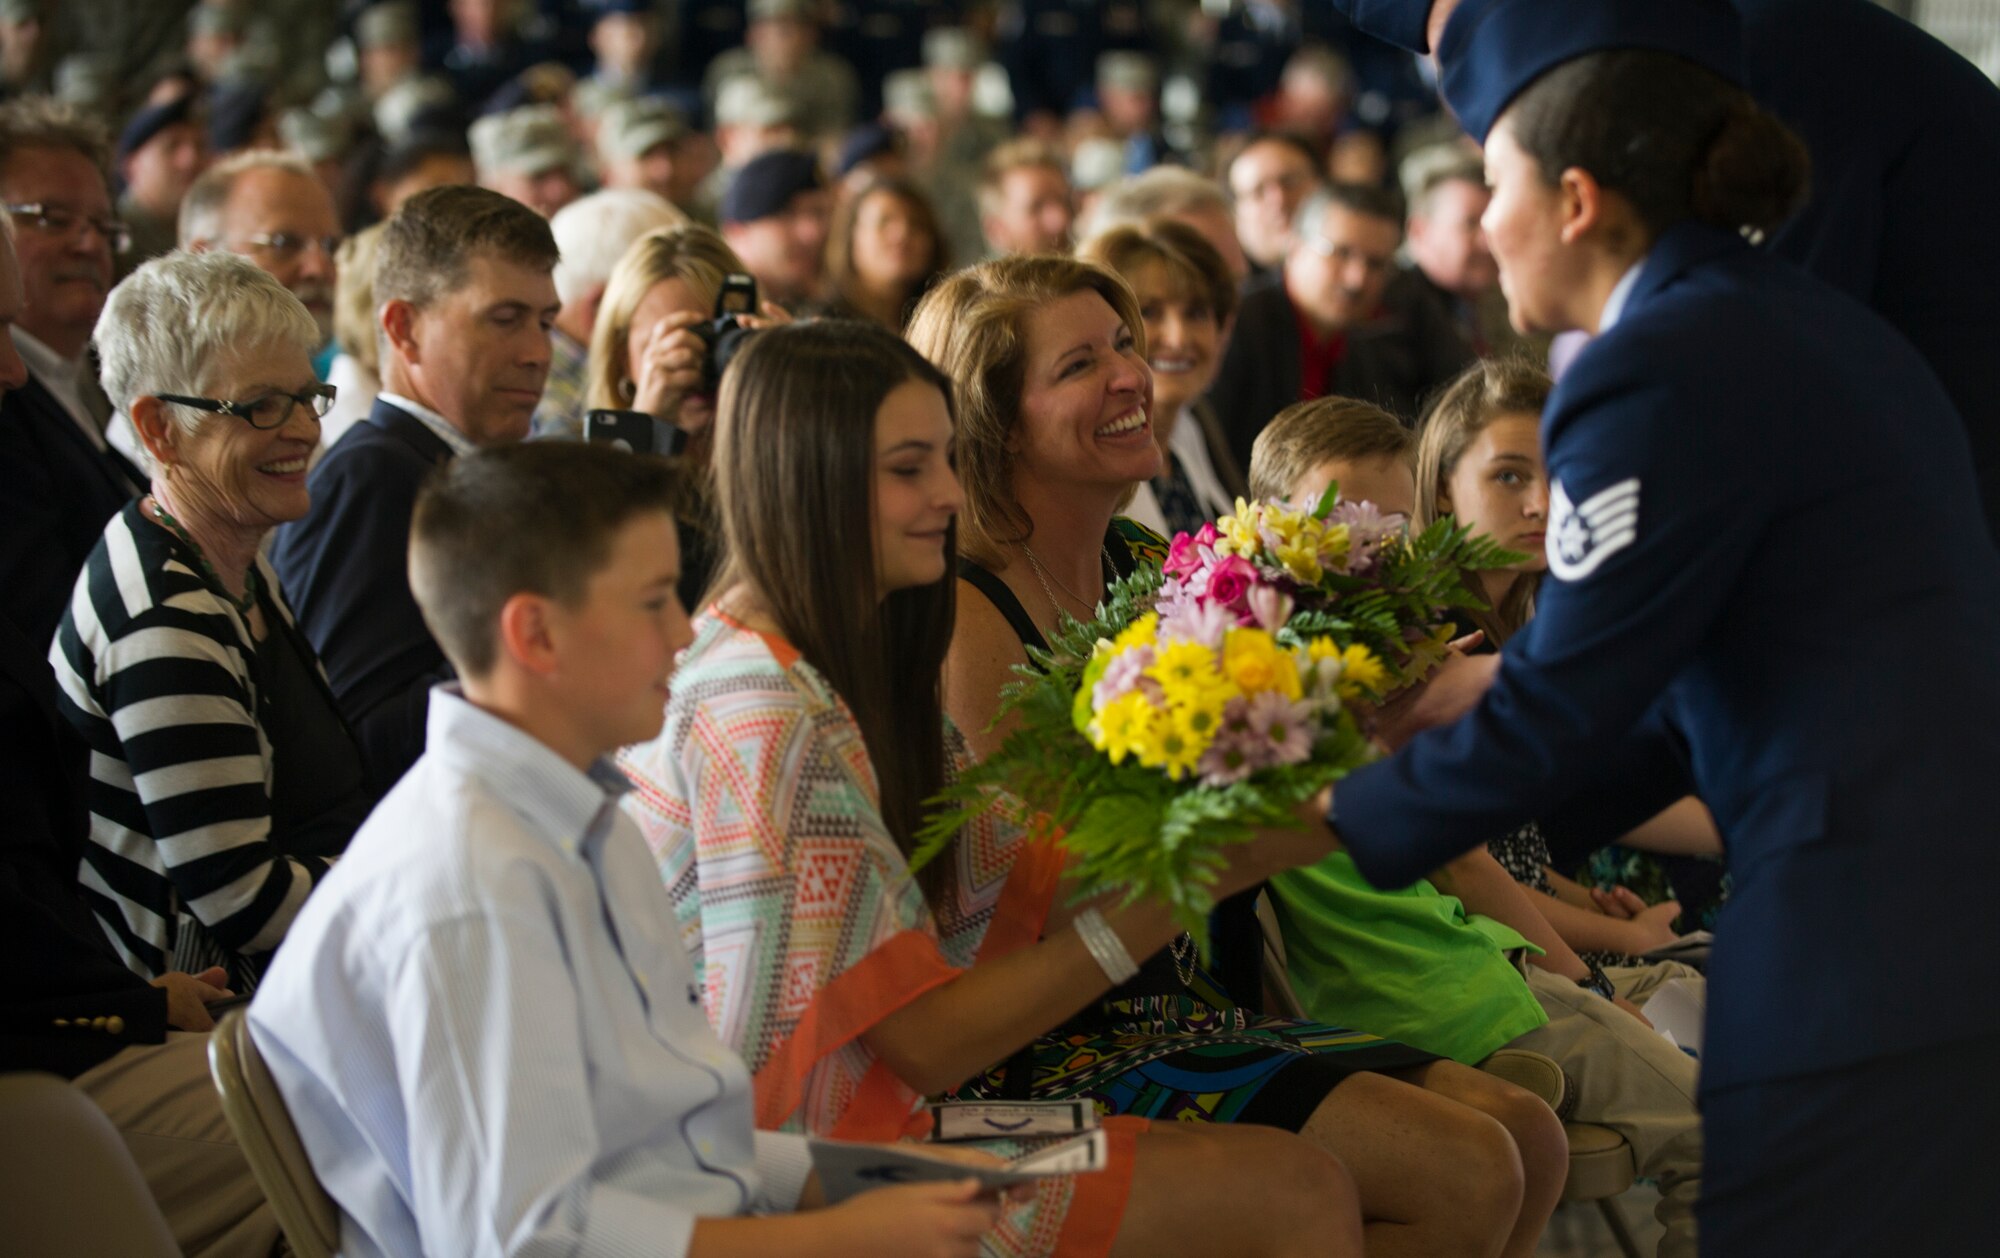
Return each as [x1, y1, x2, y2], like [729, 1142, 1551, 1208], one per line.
[1164, 530, 1205, 580]
[1203, 554, 1259, 615]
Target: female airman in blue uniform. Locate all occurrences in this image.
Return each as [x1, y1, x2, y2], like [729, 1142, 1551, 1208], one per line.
[1325, 2, 2000, 1252]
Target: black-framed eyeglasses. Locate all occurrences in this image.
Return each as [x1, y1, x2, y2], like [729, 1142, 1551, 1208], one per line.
[4, 201, 133, 255]
[157, 384, 338, 430]
[238, 232, 344, 262]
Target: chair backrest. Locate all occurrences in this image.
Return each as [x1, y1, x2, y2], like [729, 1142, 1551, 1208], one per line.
[1253, 888, 1309, 1018]
[208, 1008, 343, 1258]
[0, 1071, 179, 1256]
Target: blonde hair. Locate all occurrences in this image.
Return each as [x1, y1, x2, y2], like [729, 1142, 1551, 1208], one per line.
[585, 223, 743, 412]
[332, 222, 386, 374]
[977, 138, 1066, 218]
[905, 254, 1144, 569]
[1248, 397, 1411, 504]
[1413, 356, 1553, 644]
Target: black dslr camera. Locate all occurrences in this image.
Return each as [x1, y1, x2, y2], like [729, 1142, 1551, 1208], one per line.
[584, 273, 763, 456]
[694, 272, 761, 395]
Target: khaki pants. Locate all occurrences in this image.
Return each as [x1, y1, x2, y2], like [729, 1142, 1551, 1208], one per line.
[73, 1031, 280, 1258]
[1504, 963, 1703, 1258]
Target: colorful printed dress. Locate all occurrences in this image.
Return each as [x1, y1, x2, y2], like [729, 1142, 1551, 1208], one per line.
[620, 612, 1133, 1258]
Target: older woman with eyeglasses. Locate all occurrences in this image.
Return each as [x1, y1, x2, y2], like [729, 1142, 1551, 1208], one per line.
[50, 250, 374, 990]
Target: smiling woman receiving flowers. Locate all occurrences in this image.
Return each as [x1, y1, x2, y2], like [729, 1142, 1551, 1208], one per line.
[911, 255, 1565, 1258]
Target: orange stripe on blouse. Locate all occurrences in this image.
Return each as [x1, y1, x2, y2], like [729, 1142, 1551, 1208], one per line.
[710, 606, 801, 670]
[978, 814, 1064, 963]
[751, 927, 961, 1132]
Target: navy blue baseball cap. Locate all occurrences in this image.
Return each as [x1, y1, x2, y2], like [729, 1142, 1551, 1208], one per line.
[1439, 0, 1745, 142]
[117, 91, 199, 163]
[721, 149, 823, 225]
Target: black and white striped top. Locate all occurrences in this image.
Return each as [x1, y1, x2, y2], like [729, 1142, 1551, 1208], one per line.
[49, 502, 335, 981]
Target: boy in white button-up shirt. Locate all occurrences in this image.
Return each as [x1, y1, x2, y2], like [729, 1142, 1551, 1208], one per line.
[250, 444, 998, 1258]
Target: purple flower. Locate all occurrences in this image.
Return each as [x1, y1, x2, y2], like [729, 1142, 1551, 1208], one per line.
[1158, 600, 1234, 649]
[1327, 500, 1405, 574]
[1244, 691, 1316, 765]
[1197, 697, 1269, 785]
[1092, 644, 1155, 708]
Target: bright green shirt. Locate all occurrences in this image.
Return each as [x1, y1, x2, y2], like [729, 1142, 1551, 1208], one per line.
[1270, 852, 1549, 1064]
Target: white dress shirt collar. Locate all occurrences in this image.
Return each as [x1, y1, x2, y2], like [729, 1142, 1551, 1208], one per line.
[378, 390, 476, 458]
[11, 326, 103, 450]
[424, 686, 632, 858]
[1597, 255, 1649, 335]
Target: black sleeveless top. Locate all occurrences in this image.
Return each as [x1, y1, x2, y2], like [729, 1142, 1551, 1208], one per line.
[957, 524, 1231, 1002]
[959, 523, 1272, 1009]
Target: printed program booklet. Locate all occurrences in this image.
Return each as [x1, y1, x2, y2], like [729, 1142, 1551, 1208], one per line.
[809, 1128, 1108, 1203]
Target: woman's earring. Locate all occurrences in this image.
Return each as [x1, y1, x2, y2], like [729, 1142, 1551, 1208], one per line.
[619, 377, 636, 403]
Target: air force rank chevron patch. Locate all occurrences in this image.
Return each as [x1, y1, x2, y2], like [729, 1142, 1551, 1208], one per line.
[1548, 477, 1640, 581]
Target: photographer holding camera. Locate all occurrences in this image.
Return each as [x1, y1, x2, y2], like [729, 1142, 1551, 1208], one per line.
[585, 224, 791, 603]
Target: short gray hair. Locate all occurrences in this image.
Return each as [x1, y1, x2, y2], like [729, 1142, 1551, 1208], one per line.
[1079, 167, 1230, 239]
[1400, 144, 1486, 221]
[95, 250, 322, 463]
[550, 188, 687, 306]
[0, 94, 110, 181]
[177, 150, 321, 248]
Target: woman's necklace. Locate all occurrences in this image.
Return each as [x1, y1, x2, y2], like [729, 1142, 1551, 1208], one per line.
[1020, 541, 1114, 620]
[1169, 932, 1197, 988]
[147, 496, 261, 615]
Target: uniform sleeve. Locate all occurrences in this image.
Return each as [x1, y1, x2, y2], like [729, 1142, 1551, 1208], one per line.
[1535, 705, 1694, 870]
[1335, 363, 1764, 888]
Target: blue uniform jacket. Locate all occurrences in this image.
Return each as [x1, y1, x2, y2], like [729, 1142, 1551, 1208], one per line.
[1329, 0, 2000, 541]
[270, 398, 456, 795]
[1333, 222, 2000, 1093]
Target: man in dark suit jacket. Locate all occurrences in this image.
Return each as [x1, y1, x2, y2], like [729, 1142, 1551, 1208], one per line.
[1332, 0, 2000, 542]
[0, 95, 144, 649]
[271, 186, 561, 791]
[1208, 182, 1472, 471]
[0, 371, 142, 649]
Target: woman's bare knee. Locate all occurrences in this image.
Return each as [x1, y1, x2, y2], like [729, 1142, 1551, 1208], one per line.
[1113, 1124, 1364, 1258]
[1304, 1071, 1526, 1254]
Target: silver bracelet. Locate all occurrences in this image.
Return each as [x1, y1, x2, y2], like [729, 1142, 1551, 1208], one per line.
[1073, 908, 1140, 985]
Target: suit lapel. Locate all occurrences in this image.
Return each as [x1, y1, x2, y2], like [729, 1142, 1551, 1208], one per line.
[16, 374, 143, 500]
[365, 398, 457, 466]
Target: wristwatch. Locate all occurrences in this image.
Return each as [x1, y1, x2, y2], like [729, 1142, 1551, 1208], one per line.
[1575, 961, 1615, 1001]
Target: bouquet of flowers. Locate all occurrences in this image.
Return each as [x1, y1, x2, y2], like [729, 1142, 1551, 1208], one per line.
[916, 489, 1518, 940]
